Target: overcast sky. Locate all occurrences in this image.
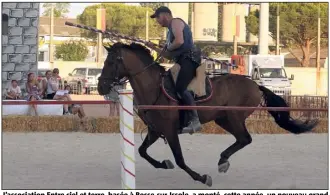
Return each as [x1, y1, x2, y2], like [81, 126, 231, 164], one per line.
[39, 3, 140, 18]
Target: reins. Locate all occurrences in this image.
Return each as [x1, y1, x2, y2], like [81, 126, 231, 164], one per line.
[102, 45, 168, 143]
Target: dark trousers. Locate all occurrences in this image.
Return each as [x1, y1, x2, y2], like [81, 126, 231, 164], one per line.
[46, 93, 56, 99]
[175, 56, 199, 96]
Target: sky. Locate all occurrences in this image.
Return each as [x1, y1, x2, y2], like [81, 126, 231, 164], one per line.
[39, 3, 140, 18]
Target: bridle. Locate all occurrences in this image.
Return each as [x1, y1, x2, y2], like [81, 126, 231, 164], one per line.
[98, 46, 165, 87]
[98, 45, 168, 143]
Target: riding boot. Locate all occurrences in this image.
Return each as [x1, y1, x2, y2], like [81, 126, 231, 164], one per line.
[180, 90, 202, 134]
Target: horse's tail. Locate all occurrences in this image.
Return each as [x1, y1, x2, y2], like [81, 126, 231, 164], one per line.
[258, 85, 318, 134]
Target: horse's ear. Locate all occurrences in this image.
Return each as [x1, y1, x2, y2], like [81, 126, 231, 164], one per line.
[104, 45, 111, 52]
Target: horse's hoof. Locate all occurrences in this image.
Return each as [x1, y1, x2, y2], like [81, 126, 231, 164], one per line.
[218, 160, 230, 173]
[162, 160, 175, 169]
[202, 174, 212, 187]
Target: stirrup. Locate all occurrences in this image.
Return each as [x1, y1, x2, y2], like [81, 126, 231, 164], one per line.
[181, 119, 202, 135]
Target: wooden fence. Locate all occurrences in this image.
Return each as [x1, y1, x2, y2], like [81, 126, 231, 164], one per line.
[251, 95, 328, 119]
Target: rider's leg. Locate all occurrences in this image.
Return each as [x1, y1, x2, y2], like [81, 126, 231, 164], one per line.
[175, 58, 202, 134]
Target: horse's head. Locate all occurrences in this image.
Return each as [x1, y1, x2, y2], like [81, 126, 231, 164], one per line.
[97, 42, 164, 95]
[97, 43, 126, 95]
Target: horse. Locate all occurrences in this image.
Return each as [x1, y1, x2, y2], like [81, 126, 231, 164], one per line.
[97, 42, 318, 187]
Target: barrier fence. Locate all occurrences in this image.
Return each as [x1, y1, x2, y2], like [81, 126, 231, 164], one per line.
[2, 90, 328, 189]
[25, 80, 330, 117]
[2, 101, 328, 111]
[253, 95, 329, 119]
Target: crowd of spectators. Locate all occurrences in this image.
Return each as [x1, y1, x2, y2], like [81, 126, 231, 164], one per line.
[4, 68, 87, 130]
[4, 67, 125, 131]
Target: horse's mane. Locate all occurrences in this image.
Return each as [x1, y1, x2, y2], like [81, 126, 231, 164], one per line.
[105, 42, 165, 72]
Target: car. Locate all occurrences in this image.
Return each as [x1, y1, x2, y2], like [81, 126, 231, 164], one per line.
[63, 67, 102, 94]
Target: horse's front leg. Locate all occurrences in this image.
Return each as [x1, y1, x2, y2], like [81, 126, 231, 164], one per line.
[165, 128, 212, 187]
[138, 129, 174, 169]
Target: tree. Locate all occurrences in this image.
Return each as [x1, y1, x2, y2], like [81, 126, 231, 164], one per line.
[55, 40, 89, 61]
[140, 3, 164, 11]
[42, 3, 70, 18]
[77, 3, 163, 40]
[245, 3, 328, 67]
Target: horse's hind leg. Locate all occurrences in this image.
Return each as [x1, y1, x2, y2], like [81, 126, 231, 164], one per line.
[138, 130, 174, 169]
[214, 117, 252, 173]
[164, 129, 212, 187]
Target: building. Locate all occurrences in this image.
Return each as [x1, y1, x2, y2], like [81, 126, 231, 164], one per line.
[38, 17, 102, 62]
[2, 3, 40, 93]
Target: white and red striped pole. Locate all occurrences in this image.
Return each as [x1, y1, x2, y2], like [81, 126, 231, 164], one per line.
[119, 90, 135, 189]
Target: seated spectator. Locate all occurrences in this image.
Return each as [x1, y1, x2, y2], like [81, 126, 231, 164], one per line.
[46, 68, 72, 115]
[5, 80, 22, 100]
[25, 73, 42, 116]
[41, 70, 52, 99]
[65, 85, 87, 130]
[45, 68, 59, 99]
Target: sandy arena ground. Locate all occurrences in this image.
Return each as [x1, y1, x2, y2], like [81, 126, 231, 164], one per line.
[2, 132, 328, 189]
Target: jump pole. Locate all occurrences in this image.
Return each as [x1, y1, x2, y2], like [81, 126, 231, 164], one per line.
[119, 90, 135, 189]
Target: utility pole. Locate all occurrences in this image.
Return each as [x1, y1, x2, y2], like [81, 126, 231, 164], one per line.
[316, 3, 321, 95]
[49, 3, 54, 69]
[258, 3, 269, 55]
[96, 8, 105, 67]
[233, 4, 238, 55]
[276, 3, 280, 55]
[145, 10, 149, 41]
[233, 35, 238, 55]
[191, 3, 194, 40]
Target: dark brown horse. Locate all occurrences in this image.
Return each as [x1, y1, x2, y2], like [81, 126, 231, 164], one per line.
[97, 42, 318, 187]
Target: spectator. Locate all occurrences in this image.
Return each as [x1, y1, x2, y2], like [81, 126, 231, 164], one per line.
[5, 80, 21, 100]
[25, 73, 42, 116]
[45, 68, 59, 99]
[41, 70, 52, 99]
[46, 68, 72, 115]
[65, 85, 88, 130]
[104, 84, 123, 116]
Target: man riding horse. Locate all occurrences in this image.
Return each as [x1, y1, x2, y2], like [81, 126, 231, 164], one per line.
[147, 6, 202, 134]
[68, 18, 318, 187]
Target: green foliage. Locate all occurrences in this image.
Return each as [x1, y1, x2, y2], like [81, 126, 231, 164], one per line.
[55, 40, 89, 61]
[245, 9, 259, 36]
[245, 3, 328, 66]
[42, 3, 70, 18]
[140, 3, 164, 11]
[77, 3, 163, 40]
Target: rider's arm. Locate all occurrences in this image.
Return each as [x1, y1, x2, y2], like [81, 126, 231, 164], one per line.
[166, 19, 185, 52]
[146, 44, 172, 59]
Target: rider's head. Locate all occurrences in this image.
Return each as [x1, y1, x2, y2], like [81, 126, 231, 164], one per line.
[150, 6, 173, 27]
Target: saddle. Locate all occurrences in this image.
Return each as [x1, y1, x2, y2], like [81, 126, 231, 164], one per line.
[171, 62, 207, 96]
[160, 58, 213, 131]
[161, 60, 213, 103]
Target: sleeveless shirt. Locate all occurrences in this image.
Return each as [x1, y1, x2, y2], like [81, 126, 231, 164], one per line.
[166, 18, 194, 59]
